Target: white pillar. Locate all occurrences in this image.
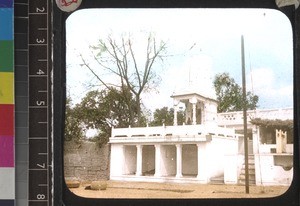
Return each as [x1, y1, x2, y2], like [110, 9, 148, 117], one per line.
[282, 131, 287, 153]
[154, 144, 162, 177]
[176, 144, 183, 178]
[197, 143, 208, 183]
[136, 145, 143, 176]
[120, 145, 125, 175]
[276, 129, 287, 153]
[252, 126, 259, 154]
[173, 106, 178, 126]
[192, 103, 196, 125]
[110, 144, 125, 177]
[203, 103, 207, 124]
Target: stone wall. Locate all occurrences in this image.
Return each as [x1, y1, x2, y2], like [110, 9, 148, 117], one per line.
[64, 140, 110, 182]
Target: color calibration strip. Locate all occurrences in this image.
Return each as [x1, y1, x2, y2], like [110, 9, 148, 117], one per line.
[0, 0, 15, 205]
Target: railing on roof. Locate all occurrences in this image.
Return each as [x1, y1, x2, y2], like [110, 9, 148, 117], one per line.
[217, 108, 293, 126]
[111, 124, 238, 139]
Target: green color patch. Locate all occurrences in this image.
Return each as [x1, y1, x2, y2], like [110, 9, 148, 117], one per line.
[0, 41, 13, 72]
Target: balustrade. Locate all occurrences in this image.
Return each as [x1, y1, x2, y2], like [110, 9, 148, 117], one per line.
[111, 124, 237, 139]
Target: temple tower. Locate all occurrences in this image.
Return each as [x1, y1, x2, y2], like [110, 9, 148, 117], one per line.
[171, 54, 218, 126]
[171, 92, 218, 126]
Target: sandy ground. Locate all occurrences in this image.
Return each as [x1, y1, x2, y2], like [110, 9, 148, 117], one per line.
[68, 180, 289, 199]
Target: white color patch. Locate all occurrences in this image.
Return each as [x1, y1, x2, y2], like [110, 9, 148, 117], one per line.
[0, 168, 15, 199]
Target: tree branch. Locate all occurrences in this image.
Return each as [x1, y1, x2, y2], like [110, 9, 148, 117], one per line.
[128, 39, 142, 92]
[79, 54, 112, 90]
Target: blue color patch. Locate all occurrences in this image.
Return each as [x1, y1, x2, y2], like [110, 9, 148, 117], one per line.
[0, 8, 13, 40]
[0, 0, 13, 8]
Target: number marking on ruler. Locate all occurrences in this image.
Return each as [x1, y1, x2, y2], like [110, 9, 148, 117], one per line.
[28, 0, 51, 206]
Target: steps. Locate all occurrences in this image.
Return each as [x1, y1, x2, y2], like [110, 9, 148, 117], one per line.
[210, 176, 224, 185]
[238, 155, 256, 185]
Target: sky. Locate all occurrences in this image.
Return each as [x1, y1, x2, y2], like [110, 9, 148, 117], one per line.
[66, 8, 293, 113]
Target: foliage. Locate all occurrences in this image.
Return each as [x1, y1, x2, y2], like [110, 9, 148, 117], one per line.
[80, 33, 167, 126]
[65, 87, 140, 146]
[213, 72, 259, 112]
[150, 107, 185, 126]
[250, 118, 293, 131]
[65, 97, 84, 142]
[75, 87, 138, 146]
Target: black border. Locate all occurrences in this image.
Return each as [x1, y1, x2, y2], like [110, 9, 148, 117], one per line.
[52, 1, 300, 206]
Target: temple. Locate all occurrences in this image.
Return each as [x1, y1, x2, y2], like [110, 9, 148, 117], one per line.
[109, 91, 293, 185]
[110, 89, 236, 183]
[109, 59, 293, 185]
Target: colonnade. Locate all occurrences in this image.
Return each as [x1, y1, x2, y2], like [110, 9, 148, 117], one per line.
[173, 99, 207, 126]
[125, 143, 210, 183]
[172, 95, 218, 126]
[173, 101, 200, 126]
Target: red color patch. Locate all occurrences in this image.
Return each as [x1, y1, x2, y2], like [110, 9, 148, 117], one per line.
[0, 104, 14, 136]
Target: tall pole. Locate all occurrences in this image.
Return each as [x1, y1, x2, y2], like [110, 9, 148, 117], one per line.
[241, 35, 250, 194]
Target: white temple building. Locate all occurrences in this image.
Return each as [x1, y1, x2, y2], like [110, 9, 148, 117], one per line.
[109, 92, 293, 186]
[109, 90, 239, 184]
[109, 57, 293, 186]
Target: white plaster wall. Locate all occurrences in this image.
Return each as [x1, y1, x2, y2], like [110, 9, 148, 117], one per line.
[259, 144, 293, 154]
[205, 102, 218, 124]
[238, 136, 244, 154]
[224, 154, 239, 184]
[182, 144, 197, 175]
[255, 154, 293, 185]
[110, 144, 124, 177]
[208, 137, 238, 178]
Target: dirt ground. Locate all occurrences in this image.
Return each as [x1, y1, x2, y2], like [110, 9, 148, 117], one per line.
[68, 180, 289, 199]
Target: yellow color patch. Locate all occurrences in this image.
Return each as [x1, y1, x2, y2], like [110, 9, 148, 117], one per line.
[0, 72, 14, 104]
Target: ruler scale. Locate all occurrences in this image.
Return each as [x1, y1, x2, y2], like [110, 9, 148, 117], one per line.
[28, 0, 52, 206]
[14, 0, 29, 205]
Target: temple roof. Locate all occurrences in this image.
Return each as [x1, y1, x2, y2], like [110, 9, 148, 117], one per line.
[170, 91, 218, 104]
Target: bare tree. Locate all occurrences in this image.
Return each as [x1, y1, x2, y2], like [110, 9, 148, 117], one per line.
[80, 33, 167, 126]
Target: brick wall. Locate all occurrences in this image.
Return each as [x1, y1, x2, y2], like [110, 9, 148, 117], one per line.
[64, 140, 110, 182]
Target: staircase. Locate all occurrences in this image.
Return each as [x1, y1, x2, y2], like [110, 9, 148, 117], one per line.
[239, 155, 256, 185]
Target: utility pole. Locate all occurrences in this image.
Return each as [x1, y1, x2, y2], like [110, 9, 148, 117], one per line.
[241, 35, 250, 194]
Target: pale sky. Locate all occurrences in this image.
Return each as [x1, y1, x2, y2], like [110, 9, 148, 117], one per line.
[66, 8, 293, 112]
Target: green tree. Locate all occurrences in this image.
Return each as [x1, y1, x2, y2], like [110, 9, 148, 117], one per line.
[150, 107, 185, 126]
[213, 72, 259, 112]
[80, 33, 167, 126]
[74, 87, 139, 146]
[65, 97, 84, 142]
